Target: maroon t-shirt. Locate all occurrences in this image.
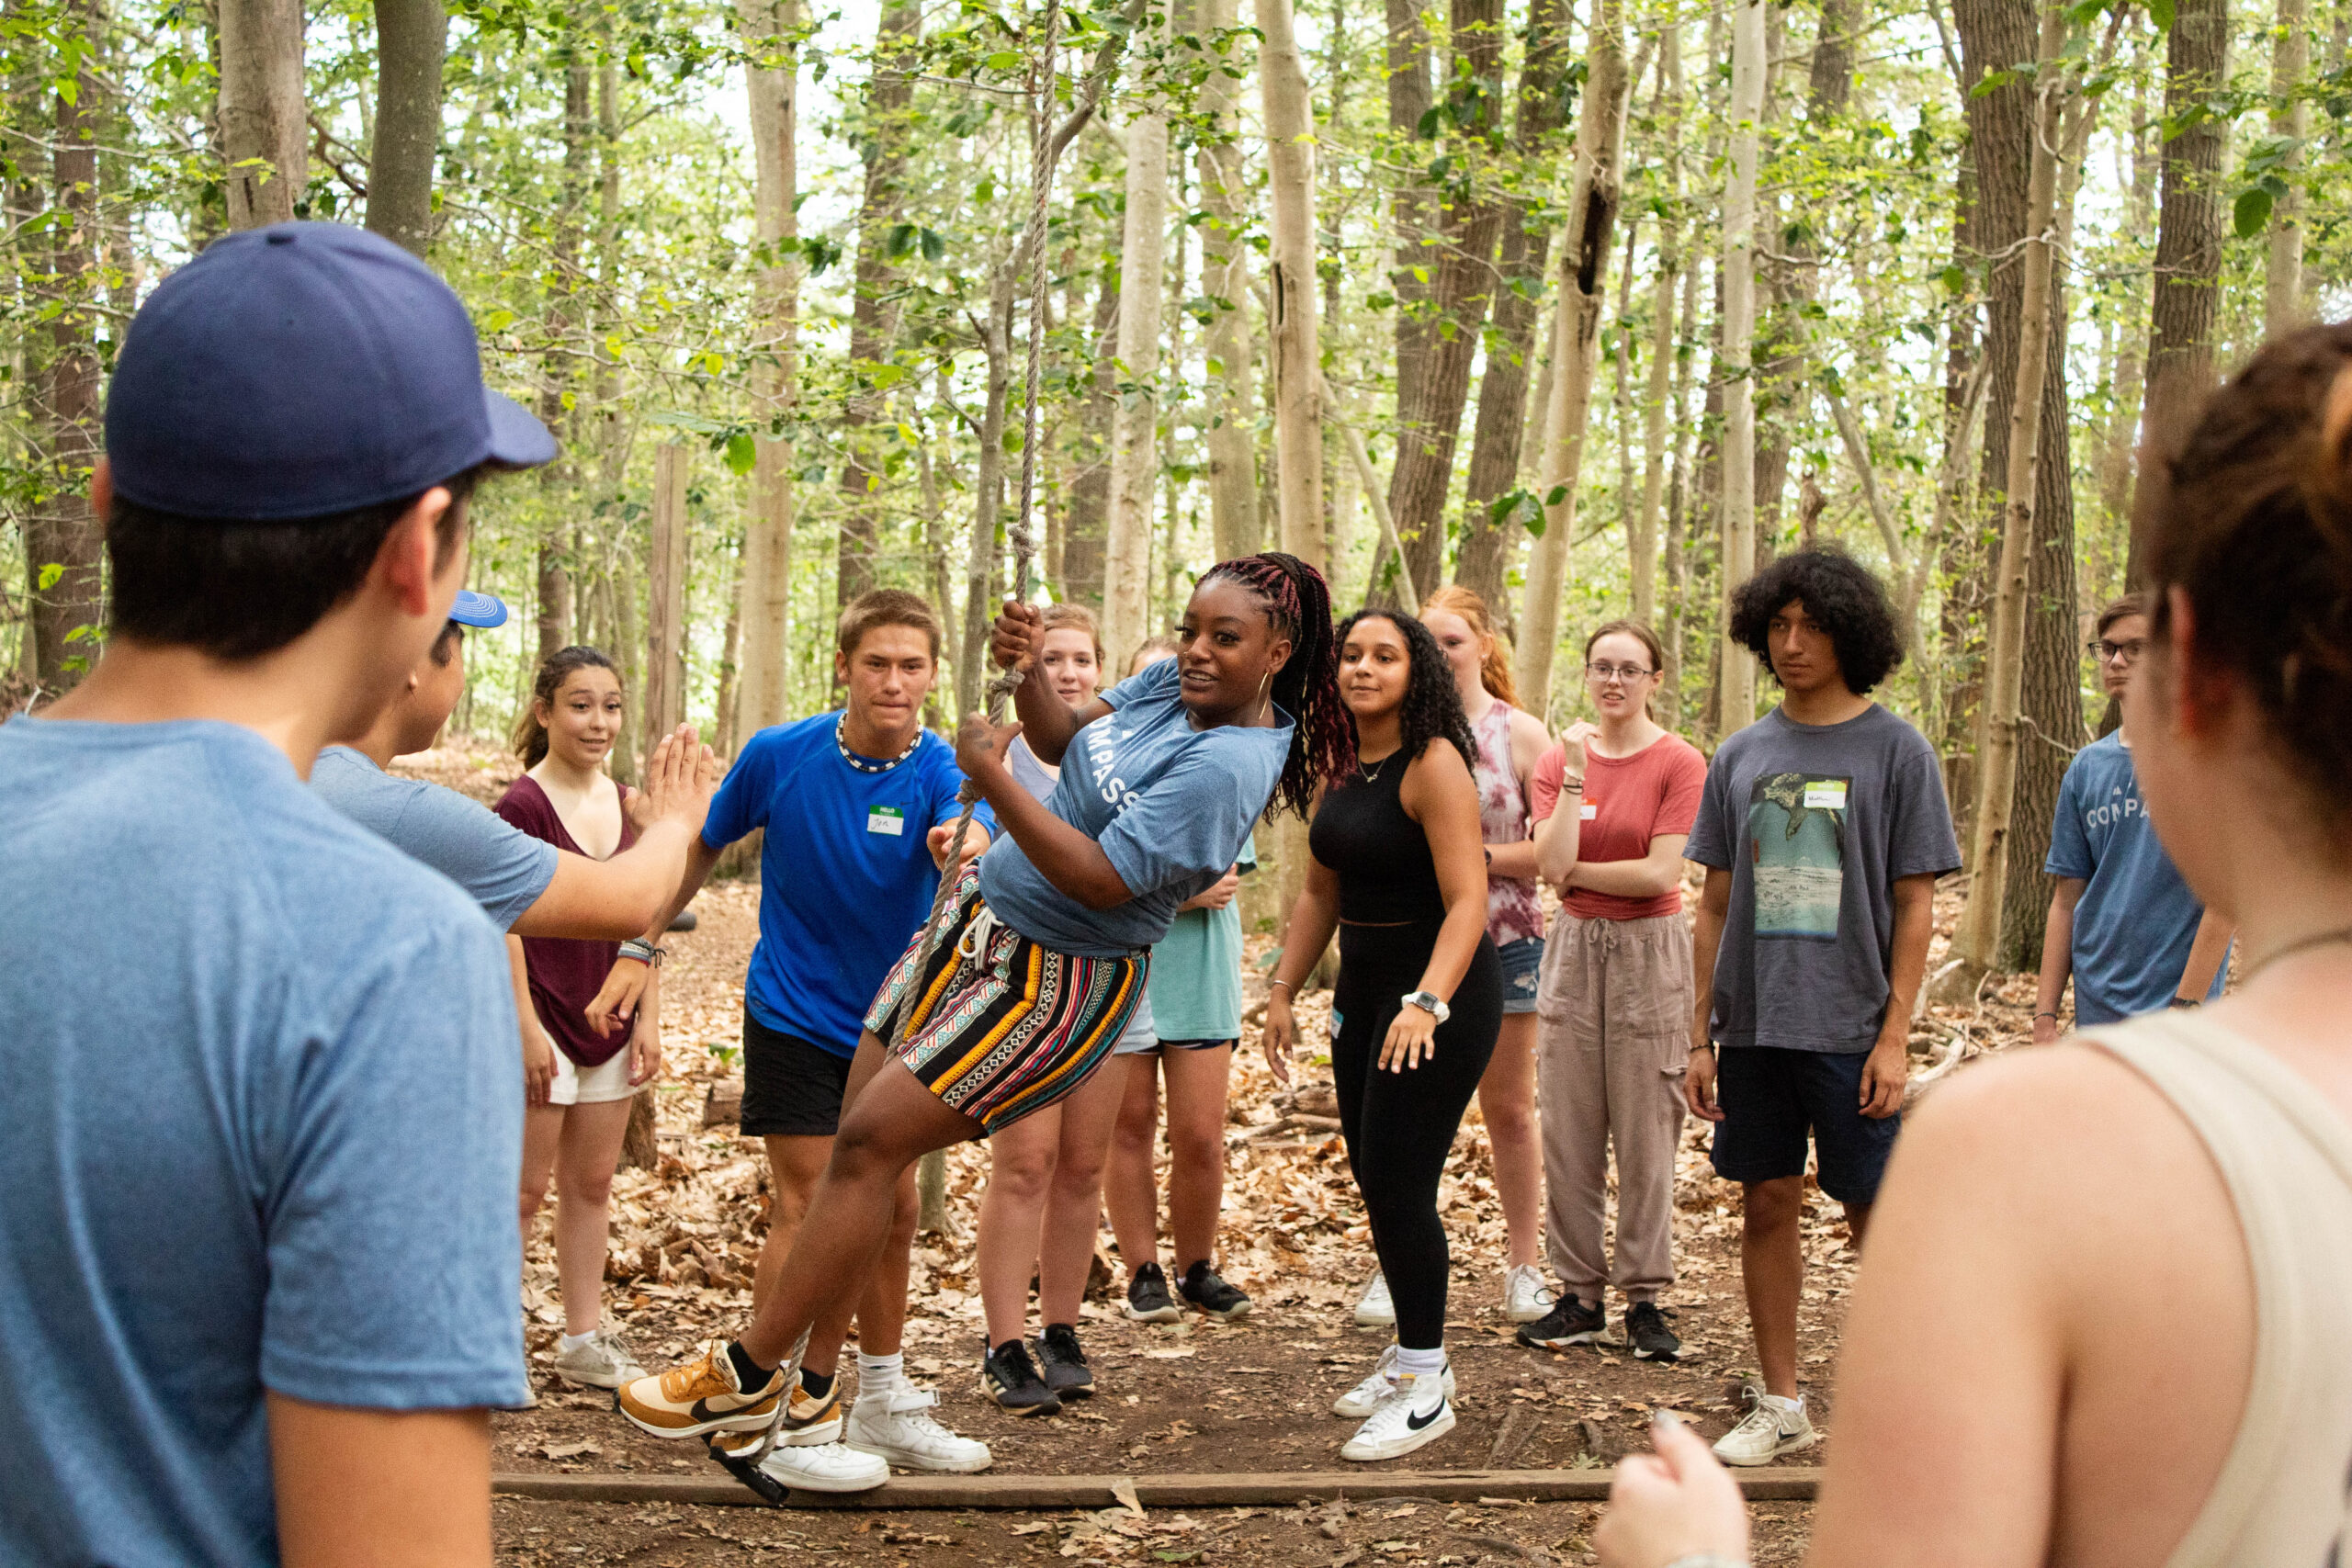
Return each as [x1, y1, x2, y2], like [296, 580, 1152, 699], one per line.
[493, 774, 639, 1067]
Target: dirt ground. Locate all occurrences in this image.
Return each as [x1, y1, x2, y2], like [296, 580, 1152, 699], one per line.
[393, 741, 2044, 1566]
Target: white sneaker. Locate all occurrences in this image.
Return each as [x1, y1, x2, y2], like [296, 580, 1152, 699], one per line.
[1331, 1344, 1458, 1418]
[1340, 1369, 1456, 1461]
[1354, 1271, 1396, 1327]
[550, 1328, 645, 1390]
[845, 1387, 994, 1473]
[1502, 1264, 1555, 1324]
[715, 1433, 889, 1495]
[1711, 1393, 1819, 1466]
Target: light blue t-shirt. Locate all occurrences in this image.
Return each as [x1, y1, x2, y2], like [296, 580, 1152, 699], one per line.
[311, 744, 559, 930]
[980, 658, 1292, 959]
[1148, 831, 1257, 1041]
[2044, 731, 2223, 1024]
[0, 717, 525, 1568]
[705, 713, 991, 1056]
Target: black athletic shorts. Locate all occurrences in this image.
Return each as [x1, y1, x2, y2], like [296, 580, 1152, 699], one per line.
[1707, 1045, 1901, 1205]
[741, 1012, 856, 1138]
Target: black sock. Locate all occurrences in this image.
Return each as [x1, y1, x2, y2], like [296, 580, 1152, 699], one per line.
[799, 1367, 834, 1400]
[726, 1339, 772, 1390]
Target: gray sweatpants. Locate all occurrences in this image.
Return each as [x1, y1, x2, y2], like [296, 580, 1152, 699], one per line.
[1534, 910, 1691, 1304]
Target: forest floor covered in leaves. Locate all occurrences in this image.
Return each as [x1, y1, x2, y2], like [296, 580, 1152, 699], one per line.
[393, 741, 2045, 1567]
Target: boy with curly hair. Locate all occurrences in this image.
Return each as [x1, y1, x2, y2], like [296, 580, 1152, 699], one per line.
[1682, 548, 1960, 1466]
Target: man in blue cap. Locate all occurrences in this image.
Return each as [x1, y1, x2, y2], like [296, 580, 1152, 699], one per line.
[0, 224, 556, 1568]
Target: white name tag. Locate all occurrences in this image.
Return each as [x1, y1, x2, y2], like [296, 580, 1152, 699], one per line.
[867, 806, 905, 837]
[1579, 802, 1599, 820]
[1803, 780, 1849, 810]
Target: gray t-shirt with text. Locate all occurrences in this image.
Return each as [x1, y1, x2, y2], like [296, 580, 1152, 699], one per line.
[1686, 704, 1961, 1053]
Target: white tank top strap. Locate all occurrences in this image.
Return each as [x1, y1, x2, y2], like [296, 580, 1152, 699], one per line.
[2078, 1011, 2352, 1568]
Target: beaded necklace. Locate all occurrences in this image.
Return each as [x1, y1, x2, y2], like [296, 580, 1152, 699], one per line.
[834, 713, 923, 774]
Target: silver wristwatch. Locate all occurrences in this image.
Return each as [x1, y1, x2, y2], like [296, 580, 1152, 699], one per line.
[1400, 990, 1450, 1024]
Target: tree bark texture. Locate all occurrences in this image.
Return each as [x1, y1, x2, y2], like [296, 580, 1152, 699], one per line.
[1193, 0, 1261, 562]
[2264, 0, 2307, 334]
[641, 445, 691, 770]
[1713, 0, 1766, 739]
[733, 0, 801, 740]
[1385, 0, 1506, 593]
[959, 276, 1014, 716]
[1060, 273, 1122, 602]
[28, 11, 103, 691]
[1102, 74, 1170, 667]
[536, 61, 591, 667]
[1629, 19, 1682, 629]
[1511, 0, 1628, 715]
[835, 0, 919, 604]
[1381, 0, 1436, 581]
[1452, 0, 1571, 609]
[217, 0, 305, 229]
[1259, 0, 1323, 566]
[367, 0, 447, 255]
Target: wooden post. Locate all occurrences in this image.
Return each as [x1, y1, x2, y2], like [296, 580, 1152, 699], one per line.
[642, 443, 690, 770]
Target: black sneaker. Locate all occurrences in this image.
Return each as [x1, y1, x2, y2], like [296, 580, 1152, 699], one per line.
[1123, 1260, 1182, 1324]
[979, 1339, 1062, 1416]
[1035, 1323, 1095, 1399]
[1626, 1301, 1681, 1362]
[1178, 1259, 1252, 1320]
[1516, 1295, 1606, 1351]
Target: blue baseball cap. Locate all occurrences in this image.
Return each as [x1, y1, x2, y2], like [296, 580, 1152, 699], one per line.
[448, 590, 508, 628]
[105, 222, 556, 521]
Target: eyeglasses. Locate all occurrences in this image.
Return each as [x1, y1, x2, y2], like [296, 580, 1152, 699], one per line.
[1585, 661, 1657, 683]
[2086, 637, 2146, 666]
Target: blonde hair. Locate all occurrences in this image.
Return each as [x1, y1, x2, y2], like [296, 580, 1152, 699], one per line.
[1038, 601, 1105, 666]
[1128, 634, 1181, 676]
[1421, 584, 1518, 707]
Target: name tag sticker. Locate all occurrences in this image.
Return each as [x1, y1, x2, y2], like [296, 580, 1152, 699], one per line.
[867, 806, 906, 837]
[1579, 802, 1600, 821]
[1803, 780, 1849, 810]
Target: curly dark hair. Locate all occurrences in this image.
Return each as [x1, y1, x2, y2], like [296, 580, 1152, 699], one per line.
[1726, 547, 1905, 695]
[1197, 552, 1351, 820]
[1332, 608, 1477, 776]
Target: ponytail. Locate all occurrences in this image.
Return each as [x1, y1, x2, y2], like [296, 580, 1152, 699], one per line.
[512, 645, 621, 768]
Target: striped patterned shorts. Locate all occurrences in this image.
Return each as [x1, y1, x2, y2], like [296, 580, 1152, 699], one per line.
[865, 864, 1148, 1135]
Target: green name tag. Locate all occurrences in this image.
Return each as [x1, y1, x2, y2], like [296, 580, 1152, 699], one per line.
[867, 806, 905, 837]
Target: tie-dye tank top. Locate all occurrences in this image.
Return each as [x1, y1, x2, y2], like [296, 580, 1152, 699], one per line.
[1471, 698, 1545, 945]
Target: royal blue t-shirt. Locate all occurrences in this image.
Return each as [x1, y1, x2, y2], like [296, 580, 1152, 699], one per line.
[980, 657, 1293, 958]
[0, 717, 524, 1568]
[706, 713, 991, 1056]
[2044, 731, 2223, 1024]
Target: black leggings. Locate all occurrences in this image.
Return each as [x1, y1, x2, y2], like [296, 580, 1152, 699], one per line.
[1331, 919, 1502, 1350]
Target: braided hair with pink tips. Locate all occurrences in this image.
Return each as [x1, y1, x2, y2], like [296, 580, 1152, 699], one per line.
[1199, 551, 1351, 820]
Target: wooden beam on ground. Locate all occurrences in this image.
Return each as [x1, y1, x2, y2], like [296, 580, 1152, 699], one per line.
[493, 1467, 1821, 1510]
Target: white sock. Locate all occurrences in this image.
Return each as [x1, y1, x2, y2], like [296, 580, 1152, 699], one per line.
[1761, 1393, 1804, 1419]
[856, 1351, 907, 1401]
[1394, 1345, 1445, 1382]
[559, 1329, 599, 1352]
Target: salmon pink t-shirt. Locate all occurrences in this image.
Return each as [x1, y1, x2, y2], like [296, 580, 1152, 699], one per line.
[1530, 732, 1707, 921]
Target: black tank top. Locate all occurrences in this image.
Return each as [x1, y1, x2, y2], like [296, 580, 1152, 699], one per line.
[1309, 749, 1447, 923]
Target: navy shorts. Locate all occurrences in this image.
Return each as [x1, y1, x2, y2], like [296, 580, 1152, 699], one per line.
[741, 1013, 855, 1138]
[1708, 1046, 1900, 1205]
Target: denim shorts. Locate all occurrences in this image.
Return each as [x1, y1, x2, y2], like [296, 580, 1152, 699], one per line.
[1496, 936, 1545, 1016]
[1707, 1045, 1901, 1204]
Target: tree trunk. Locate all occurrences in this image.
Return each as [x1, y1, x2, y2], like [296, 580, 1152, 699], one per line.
[1193, 0, 1261, 562]
[2263, 0, 2307, 335]
[1385, 0, 1506, 592]
[217, 0, 305, 229]
[1102, 60, 1169, 667]
[1061, 272, 1121, 603]
[1381, 0, 1436, 581]
[835, 0, 919, 604]
[736, 0, 801, 740]
[1659, 237, 1700, 730]
[1629, 20, 1682, 629]
[1258, 0, 1323, 567]
[28, 6, 103, 691]
[2128, 0, 2225, 581]
[959, 273, 1014, 717]
[536, 62, 591, 668]
[641, 446, 691, 770]
[1510, 0, 1629, 713]
[1452, 0, 1570, 608]
[367, 0, 445, 255]
[1713, 0, 1767, 738]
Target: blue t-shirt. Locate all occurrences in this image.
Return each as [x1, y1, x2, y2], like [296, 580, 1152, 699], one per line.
[706, 714, 989, 1056]
[311, 744, 560, 930]
[2043, 731, 2222, 1024]
[0, 717, 524, 1568]
[1148, 831, 1258, 1041]
[980, 658, 1293, 958]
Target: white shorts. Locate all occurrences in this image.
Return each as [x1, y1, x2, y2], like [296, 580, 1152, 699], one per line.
[550, 1047, 638, 1106]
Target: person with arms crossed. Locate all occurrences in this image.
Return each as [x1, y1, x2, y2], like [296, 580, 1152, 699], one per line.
[617, 554, 1352, 1497]
[1593, 314, 2352, 1568]
[2031, 592, 2234, 1043]
[1683, 548, 1960, 1466]
[1516, 620, 1707, 1365]
[602, 591, 998, 1487]
[0, 223, 554, 1568]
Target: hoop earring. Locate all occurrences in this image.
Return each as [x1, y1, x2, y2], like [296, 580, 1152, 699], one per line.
[1255, 668, 1273, 716]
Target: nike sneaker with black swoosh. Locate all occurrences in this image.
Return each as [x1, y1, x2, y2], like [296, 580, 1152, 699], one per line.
[1340, 1366, 1456, 1461]
[616, 1340, 786, 1438]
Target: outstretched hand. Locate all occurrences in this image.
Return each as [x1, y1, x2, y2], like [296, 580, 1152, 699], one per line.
[1593, 1414, 1750, 1568]
[629, 724, 721, 836]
